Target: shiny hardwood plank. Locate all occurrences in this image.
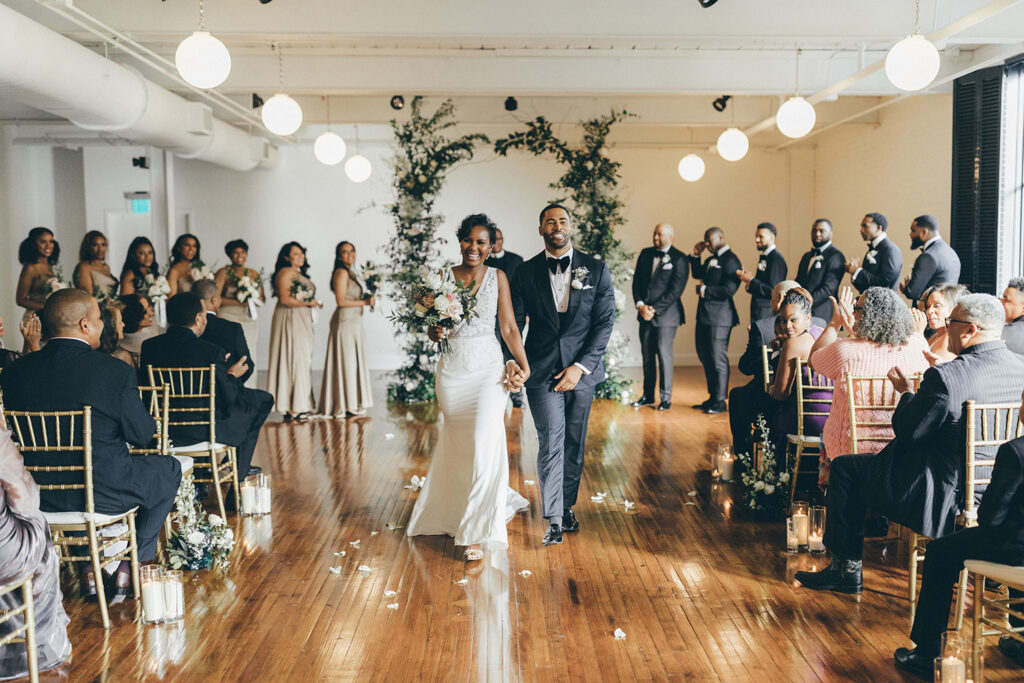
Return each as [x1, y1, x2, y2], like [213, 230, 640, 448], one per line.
[28, 367, 1019, 681]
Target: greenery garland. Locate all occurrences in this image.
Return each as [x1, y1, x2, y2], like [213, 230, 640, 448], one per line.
[383, 97, 489, 403]
[494, 112, 636, 401]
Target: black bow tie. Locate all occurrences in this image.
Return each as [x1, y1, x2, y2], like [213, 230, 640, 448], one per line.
[547, 256, 570, 274]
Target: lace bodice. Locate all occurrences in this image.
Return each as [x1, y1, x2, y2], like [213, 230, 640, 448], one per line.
[443, 267, 501, 372]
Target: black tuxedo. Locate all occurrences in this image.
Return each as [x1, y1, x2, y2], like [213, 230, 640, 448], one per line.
[510, 248, 616, 521]
[202, 312, 254, 384]
[904, 238, 961, 305]
[140, 327, 273, 476]
[851, 234, 902, 292]
[823, 341, 1024, 561]
[909, 437, 1024, 652]
[796, 243, 846, 320]
[632, 246, 688, 402]
[688, 248, 742, 404]
[1003, 315, 1024, 356]
[746, 248, 787, 321]
[0, 339, 181, 562]
[486, 250, 525, 405]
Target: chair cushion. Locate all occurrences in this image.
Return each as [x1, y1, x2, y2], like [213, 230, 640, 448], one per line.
[43, 507, 140, 526]
[965, 560, 1024, 586]
[787, 434, 822, 444]
[171, 455, 195, 475]
[170, 441, 228, 453]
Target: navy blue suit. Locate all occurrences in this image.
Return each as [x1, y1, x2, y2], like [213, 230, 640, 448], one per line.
[851, 235, 903, 292]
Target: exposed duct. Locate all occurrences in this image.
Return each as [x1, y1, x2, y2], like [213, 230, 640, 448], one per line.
[0, 3, 276, 171]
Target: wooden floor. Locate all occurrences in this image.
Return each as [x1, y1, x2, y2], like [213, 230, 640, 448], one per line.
[40, 367, 1020, 681]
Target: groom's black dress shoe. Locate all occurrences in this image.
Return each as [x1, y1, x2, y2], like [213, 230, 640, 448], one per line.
[691, 400, 711, 410]
[631, 397, 655, 408]
[562, 509, 579, 533]
[703, 401, 727, 414]
[654, 401, 671, 411]
[542, 525, 563, 546]
[893, 647, 935, 680]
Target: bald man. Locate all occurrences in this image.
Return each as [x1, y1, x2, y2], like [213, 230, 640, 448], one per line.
[0, 289, 181, 598]
[631, 223, 689, 409]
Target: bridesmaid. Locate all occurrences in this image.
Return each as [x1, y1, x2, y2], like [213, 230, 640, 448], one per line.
[267, 242, 318, 421]
[215, 239, 265, 388]
[319, 241, 375, 418]
[167, 233, 202, 295]
[117, 294, 158, 367]
[16, 227, 61, 351]
[73, 230, 118, 302]
[118, 236, 160, 296]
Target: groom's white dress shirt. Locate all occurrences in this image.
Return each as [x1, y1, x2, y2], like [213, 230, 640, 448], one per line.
[544, 246, 590, 375]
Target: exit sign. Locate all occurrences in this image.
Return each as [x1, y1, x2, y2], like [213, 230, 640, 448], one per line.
[131, 199, 151, 214]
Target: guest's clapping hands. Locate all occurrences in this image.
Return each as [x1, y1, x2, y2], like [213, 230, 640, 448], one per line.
[830, 286, 857, 332]
[427, 325, 448, 344]
[0, 429, 40, 516]
[911, 308, 929, 336]
[887, 366, 912, 394]
[18, 315, 42, 352]
[923, 350, 942, 367]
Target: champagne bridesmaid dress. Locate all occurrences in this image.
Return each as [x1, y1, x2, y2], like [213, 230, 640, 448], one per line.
[318, 270, 374, 415]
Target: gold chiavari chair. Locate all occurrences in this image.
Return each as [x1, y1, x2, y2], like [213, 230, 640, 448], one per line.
[845, 372, 920, 455]
[134, 385, 194, 541]
[786, 357, 834, 502]
[761, 345, 773, 394]
[6, 407, 140, 629]
[0, 573, 38, 683]
[967, 560, 1024, 681]
[910, 401, 1022, 630]
[147, 365, 239, 520]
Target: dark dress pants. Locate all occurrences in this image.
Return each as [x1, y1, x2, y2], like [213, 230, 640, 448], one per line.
[728, 380, 760, 453]
[639, 322, 678, 402]
[695, 324, 732, 403]
[217, 388, 273, 475]
[526, 383, 596, 521]
[822, 453, 876, 561]
[910, 526, 1024, 652]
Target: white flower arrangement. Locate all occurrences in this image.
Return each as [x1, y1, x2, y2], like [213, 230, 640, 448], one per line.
[571, 265, 592, 291]
[166, 475, 235, 571]
[737, 413, 789, 516]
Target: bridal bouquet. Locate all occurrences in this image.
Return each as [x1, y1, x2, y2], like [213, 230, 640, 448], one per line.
[390, 267, 478, 355]
[166, 475, 234, 571]
[189, 259, 215, 283]
[230, 269, 264, 319]
[43, 267, 69, 298]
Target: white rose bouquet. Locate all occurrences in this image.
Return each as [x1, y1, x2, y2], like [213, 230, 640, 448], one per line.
[290, 277, 322, 323]
[389, 266, 478, 355]
[140, 273, 171, 326]
[230, 269, 265, 319]
[43, 267, 69, 298]
[189, 259, 215, 283]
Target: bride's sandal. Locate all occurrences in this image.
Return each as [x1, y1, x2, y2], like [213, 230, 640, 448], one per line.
[464, 548, 484, 562]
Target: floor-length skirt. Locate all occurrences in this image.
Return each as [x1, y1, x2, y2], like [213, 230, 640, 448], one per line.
[219, 305, 260, 389]
[267, 305, 315, 414]
[318, 309, 374, 415]
[406, 343, 527, 550]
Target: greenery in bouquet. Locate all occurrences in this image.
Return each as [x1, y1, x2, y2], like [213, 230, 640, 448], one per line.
[227, 267, 265, 302]
[289, 278, 320, 307]
[495, 111, 637, 401]
[389, 267, 478, 355]
[166, 475, 234, 571]
[737, 413, 791, 517]
[361, 261, 383, 296]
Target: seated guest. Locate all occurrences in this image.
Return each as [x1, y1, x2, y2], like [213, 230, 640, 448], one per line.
[117, 294, 157, 368]
[796, 294, 1024, 594]
[193, 279, 254, 386]
[0, 315, 41, 370]
[140, 293, 272, 479]
[809, 286, 931, 483]
[99, 302, 133, 366]
[1001, 277, 1024, 356]
[0, 429, 71, 678]
[918, 283, 968, 363]
[0, 289, 181, 598]
[893, 423, 1024, 678]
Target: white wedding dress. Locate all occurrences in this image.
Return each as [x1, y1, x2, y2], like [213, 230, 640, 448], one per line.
[406, 267, 529, 550]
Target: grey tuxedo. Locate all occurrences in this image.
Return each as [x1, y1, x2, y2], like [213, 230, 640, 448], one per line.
[510, 248, 616, 521]
[632, 245, 688, 401]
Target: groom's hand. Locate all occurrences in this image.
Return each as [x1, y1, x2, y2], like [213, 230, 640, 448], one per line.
[553, 365, 583, 392]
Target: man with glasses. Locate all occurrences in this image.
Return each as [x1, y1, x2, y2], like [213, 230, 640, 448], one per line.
[846, 212, 902, 292]
[1001, 277, 1024, 356]
[795, 294, 1024, 595]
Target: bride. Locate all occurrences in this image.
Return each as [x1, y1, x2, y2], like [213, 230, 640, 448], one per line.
[406, 213, 531, 561]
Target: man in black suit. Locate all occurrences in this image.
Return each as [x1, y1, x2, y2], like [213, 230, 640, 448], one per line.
[688, 227, 742, 414]
[140, 293, 273, 480]
[1001, 277, 1024, 356]
[900, 214, 962, 306]
[795, 218, 845, 321]
[846, 212, 903, 292]
[192, 279, 254, 385]
[893, 430, 1024, 678]
[796, 294, 1024, 594]
[0, 289, 181, 596]
[509, 204, 616, 546]
[630, 223, 688, 411]
[485, 228, 526, 407]
[736, 222, 787, 322]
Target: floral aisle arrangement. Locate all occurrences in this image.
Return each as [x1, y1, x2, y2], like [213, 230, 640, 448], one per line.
[166, 475, 234, 571]
[389, 267, 478, 355]
[228, 268, 265, 319]
[383, 97, 489, 403]
[494, 111, 636, 400]
[737, 414, 790, 517]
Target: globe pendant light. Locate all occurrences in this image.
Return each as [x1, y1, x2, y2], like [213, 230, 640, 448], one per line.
[716, 127, 749, 162]
[175, 1, 231, 89]
[884, 0, 940, 92]
[261, 45, 303, 136]
[344, 125, 372, 182]
[677, 154, 705, 182]
[314, 97, 347, 165]
[775, 49, 816, 139]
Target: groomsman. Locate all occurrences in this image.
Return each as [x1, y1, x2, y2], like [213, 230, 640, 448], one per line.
[736, 222, 787, 321]
[689, 227, 741, 414]
[486, 228, 525, 407]
[900, 214, 962, 306]
[846, 212, 903, 292]
[630, 223, 689, 410]
[796, 218, 845, 321]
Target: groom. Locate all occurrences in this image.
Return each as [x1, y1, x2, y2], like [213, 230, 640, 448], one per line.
[510, 204, 616, 546]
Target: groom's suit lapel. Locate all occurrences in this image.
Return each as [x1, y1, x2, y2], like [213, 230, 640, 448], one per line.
[534, 253, 559, 326]
[565, 249, 584, 325]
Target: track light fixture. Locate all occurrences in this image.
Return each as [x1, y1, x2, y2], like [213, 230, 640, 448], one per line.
[712, 95, 731, 112]
[251, 93, 264, 109]
[390, 95, 406, 111]
[504, 96, 518, 112]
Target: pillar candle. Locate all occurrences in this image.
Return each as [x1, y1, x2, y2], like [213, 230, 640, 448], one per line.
[142, 580, 165, 623]
[793, 512, 809, 547]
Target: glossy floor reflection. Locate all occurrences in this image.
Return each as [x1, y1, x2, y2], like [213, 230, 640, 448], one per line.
[51, 368, 1021, 681]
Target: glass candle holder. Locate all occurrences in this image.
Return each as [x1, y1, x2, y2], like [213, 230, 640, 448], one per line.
[786, 517, 799, 552]
[140, 565, 165, 624]
[809, 506, 826, 553]
[790, 502, 810, 549]
[711, 444, 723, 480]
[162, 570, 184, 622]
[719, 453, 736, 482]
[933, 655, 966, 683]
[240, 479, 259, 516]
[258, 473, 272, 515]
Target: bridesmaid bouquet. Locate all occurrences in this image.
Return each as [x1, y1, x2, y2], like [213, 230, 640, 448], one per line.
[140, 273, 171, 326]
[43, 267, 69, 299]
[390, 268, 478, 355]
[189, 259, 215, 282]
[231, 270, 264, 320]
[290, 278, 322, 322]
[361, 261, 383, 312]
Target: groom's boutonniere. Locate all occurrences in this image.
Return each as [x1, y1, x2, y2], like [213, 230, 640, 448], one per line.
[661, 254, 673, 271]
[571, 266, 592, 290]
[707, 258, 719, 269]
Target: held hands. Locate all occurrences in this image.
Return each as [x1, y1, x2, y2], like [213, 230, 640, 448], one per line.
[504, 361, 529, 392]
[845, 258, 860, 275]
[427, 325, 448, 344]
[227, 354, 250, 378]
[553, 365, 584, 392]
[887, 366, 912, 394]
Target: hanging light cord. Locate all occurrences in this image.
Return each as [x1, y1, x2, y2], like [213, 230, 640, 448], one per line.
[198, 0, 205, 31]
[325, 96, 331, 129]
[794, 47, 801, 97]
[274, 43, 285, 93]
[914, 0, 921, 34]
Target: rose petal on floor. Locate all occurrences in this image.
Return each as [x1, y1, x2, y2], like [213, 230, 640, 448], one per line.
[329, 566, 341, 575]
[613, 628, 626, 640]
[519, 570, 532, 578]
[383, 590, 397, 598]
[454, 578, 469, 585]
